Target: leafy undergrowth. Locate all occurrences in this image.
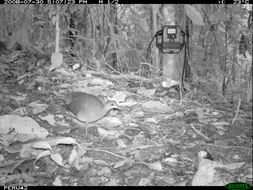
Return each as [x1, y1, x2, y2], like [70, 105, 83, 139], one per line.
[0, 51, 252, 186]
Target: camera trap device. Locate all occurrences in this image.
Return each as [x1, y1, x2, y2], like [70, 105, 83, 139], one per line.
[155, 25, 185, 54]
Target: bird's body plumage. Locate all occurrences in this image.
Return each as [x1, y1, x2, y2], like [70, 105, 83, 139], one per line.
[66, 92, 119, 123]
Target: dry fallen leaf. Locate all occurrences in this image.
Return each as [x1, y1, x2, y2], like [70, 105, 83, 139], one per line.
[97, 127, 121, 140]
[114, 158, 133, 169]
[52, 175, 62, 186]
[32, 141, 52, 151]
[98, 116, 123, 129]
[51, 152, 64, 167]
[55, 137, 82, 150]
[0, 115, 49, 139]
[9, 95, 27, 102]
[28, 101, 49, 114]
[69, 147, 78, 166]
[39, 114, 56, 126]
[34, 150, 52, 166]
[111, 91, 127, 102]
[142, 161, 163, 171]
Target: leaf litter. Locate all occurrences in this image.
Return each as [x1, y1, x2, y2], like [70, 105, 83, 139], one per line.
[0, 59, 252, 186]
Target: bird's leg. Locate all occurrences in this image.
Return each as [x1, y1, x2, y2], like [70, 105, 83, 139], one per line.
[85, 122, 88, 136]
[69, 113, 89, 135]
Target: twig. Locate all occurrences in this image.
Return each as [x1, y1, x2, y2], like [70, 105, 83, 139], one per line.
[88, 148, 127, 159]
[189, 124, 211, 141]
[206, 143, 252, 150]
[232, 97, 241, 124]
